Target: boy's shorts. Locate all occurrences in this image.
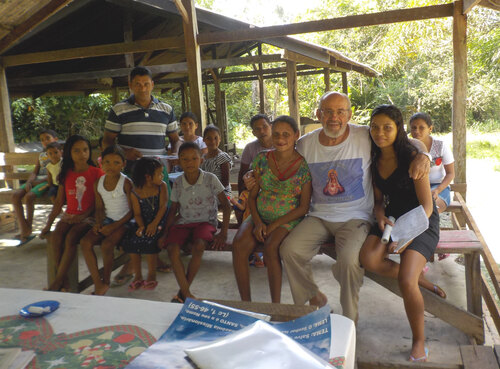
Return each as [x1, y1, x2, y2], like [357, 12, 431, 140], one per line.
[163, 222, 217, 247]
[47, 185, 59, 198]
[20, 181, 48, 198]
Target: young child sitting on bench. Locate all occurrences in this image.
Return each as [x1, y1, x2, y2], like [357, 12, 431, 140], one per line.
[11, 129, 58, 244]
[160, 142, 230, 303]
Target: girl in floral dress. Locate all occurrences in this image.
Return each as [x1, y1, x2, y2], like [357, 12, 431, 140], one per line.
[232, 115, 312, 303]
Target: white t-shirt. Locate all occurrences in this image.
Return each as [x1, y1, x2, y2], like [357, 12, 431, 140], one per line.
[177, 136, 207, 153]
[296, 124, 374, 223]
[428, 138, 454, 184]
[171, 170, 225, 227]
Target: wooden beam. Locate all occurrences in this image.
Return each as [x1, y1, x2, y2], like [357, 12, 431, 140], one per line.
[182, 0, 206, 130]
[173, 0, 189, 24]
[286, 60, 300, 129]
[366, 270, 484, 343]
[197, 3, 455, 45]
[2, 36, 184, 67]
[463, 0, 482, 14]
[8, 54, 283, 87]
[0, 0, 74, 54]
[452, 1, 468, 188]
[283, 50, 331, 69]
[0, 66, 15, 153]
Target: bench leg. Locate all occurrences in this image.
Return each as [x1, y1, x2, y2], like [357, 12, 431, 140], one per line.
[465, 252, 482, 318]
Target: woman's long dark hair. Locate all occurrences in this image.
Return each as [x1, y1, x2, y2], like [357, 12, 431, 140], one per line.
[370, 104, 417, 178]
[58, 135, 94, 185]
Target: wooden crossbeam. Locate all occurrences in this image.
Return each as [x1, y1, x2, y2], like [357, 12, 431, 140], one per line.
[2, 36, 184, 67]
[8, 54, 283, 87]
[197, 3, 454, 45]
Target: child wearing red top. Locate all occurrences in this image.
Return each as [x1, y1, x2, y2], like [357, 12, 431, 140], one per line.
[41, 135, 104, 291]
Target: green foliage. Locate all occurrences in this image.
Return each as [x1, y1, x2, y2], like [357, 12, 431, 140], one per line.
[11, 95, 113, 142]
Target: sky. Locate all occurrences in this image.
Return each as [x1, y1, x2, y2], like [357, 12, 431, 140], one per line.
[197, 0, 323, 27]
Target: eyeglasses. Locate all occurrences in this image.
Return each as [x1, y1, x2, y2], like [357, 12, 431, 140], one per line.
[320, 109, 349, 117]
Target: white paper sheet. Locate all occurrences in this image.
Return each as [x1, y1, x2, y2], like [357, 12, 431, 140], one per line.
[390, 205, 429, 253]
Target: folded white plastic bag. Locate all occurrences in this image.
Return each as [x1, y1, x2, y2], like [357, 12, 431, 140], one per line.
[185, 320, 334, 369]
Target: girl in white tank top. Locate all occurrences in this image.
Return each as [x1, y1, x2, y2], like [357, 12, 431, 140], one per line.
[80, 146, 133, 295]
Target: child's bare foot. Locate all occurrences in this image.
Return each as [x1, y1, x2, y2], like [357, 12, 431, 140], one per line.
[309, 291, 328, 307]
[94, 283, 110, 296]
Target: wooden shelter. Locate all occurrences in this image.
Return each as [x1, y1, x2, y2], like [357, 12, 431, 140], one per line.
[1, 0, 500, 366]
[0, 0, 377, 150]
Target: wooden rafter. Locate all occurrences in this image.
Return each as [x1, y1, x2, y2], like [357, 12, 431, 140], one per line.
[0, 0, 75, 54]
[197, 3, 455, 45]
[2, 36, 184, 67]
[8, 54, 284, 87]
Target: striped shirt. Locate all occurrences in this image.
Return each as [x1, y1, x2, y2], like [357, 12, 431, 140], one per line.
[201, 150, 233, 196]
[105, 95, 178, 156]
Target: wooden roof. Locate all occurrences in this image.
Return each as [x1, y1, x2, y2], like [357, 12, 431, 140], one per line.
[0, 0, 380, 97]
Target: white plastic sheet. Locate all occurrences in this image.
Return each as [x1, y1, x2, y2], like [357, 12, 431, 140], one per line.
[185, 320, 334, 369]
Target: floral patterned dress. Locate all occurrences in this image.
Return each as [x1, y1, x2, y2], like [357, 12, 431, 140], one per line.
[252, 151, 311, 231]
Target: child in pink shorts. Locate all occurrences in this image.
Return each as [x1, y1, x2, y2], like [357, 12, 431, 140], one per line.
[159, 141, 230, 303]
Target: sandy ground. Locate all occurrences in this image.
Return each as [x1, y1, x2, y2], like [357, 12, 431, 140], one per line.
[0, 149, 499, 366]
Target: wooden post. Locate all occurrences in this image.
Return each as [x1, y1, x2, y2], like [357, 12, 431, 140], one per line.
[212, 70, 227, 149]
[123, 10, 135, 68]
[111, 87, 120, 104]
[220, 90, 229, 149]
[181, 0, 206, 132]
[323, 68, 330, 92]
[0, 66, 15, 153]
[258, 45, 265, 113]
[180, 82, 188, 112]
[286, 60, 300, 130]
[452, 1, 467, 193]
[342, 72, 348, 94]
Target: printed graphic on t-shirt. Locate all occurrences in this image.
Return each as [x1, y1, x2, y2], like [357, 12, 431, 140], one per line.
[309, 158, 364, 204]
[68, 176, 87, 211]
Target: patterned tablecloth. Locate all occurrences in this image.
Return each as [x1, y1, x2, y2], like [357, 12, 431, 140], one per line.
[0, 288, 355, 369]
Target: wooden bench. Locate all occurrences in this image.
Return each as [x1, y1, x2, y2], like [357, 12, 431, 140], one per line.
[0, 152, 53, 204]
[221, 228, 485, 343]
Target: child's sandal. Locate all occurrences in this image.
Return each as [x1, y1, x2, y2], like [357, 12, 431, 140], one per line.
[142, 280, 158, 290]
[128, 280, 143, 291]
[171, 294, 185, 303]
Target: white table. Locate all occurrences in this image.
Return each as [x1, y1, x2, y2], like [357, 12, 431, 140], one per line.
[0, 288, 355, 369]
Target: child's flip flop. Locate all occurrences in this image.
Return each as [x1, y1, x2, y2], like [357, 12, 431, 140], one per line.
[171, 294, 185, 303]
[142, 280, 158, 290]
[409, 347, 429, 362]
[128, 280, 143, 291]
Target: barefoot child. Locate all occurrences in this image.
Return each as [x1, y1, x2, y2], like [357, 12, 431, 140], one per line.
[44, 142, 63, 203]
[41, 135, 104, 291]
[160, 142, 230, 302]
[359, 105, 445, 362]
[232, 115, 312, 303]
[122, 157, 168, 291]
[80, 146, 133, 295]
[201, 125, 232, 197]
[12, 129, 58, 244]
